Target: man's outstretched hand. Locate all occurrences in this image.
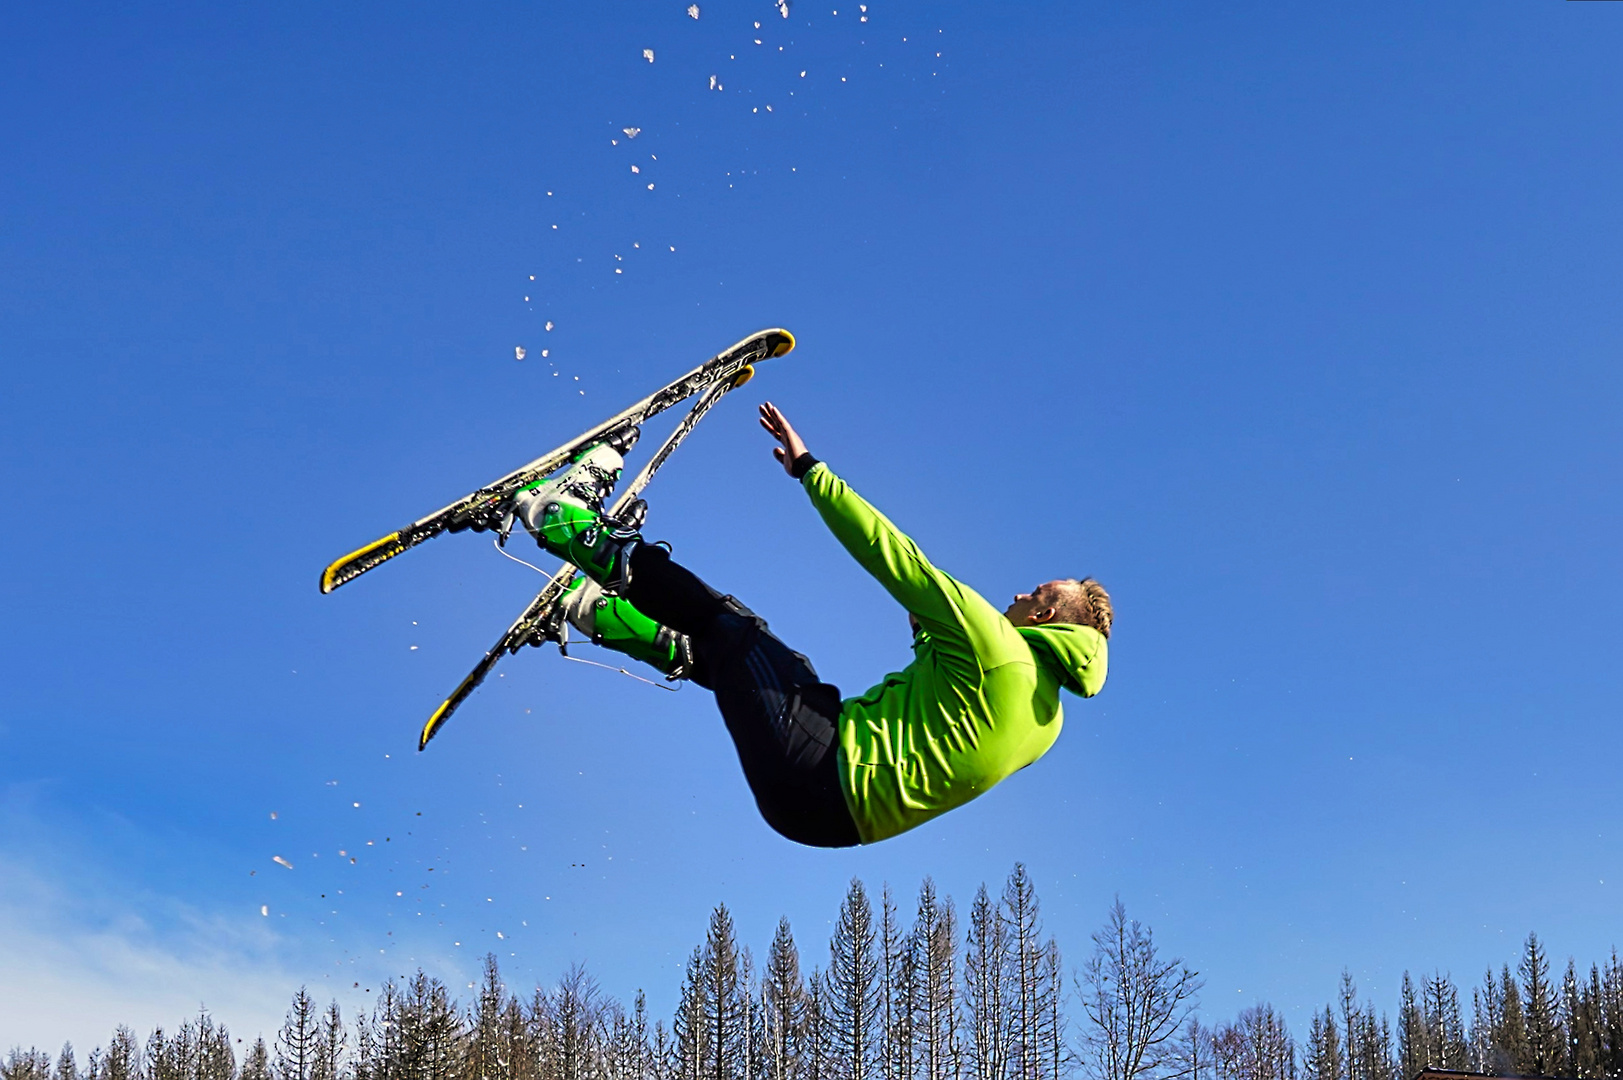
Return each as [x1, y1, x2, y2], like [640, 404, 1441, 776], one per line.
[759, 401, 811, 476]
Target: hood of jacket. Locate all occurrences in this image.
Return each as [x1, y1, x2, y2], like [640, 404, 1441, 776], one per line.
[1017, 623, 1108, 698]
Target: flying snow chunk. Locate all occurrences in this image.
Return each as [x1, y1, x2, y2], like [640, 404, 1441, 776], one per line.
[777, 0, 790, 15]
[643, 48, 655, 62]
[709, 75, 722, 90]
[687, 4, 699, 17]
[545, 320, 554, 331]
[273, 855, 293, 870]
[623, 127, 641, 139]
[515, 346, 526, 360]
[260, 905, 269, 916]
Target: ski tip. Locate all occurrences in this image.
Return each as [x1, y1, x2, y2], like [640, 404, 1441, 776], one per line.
[321, 532, 406, 594]
[419, 699, 453, 751]
[770, 329, 795, 357]
[731, 365, 755, 389]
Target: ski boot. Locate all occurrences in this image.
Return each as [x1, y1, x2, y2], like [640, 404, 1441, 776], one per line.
[545, 577, 694, 680]
[509, 431, 642, 591]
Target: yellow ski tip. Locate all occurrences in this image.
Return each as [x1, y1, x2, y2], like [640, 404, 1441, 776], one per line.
[320, 532, 405, 594]
[771, 330, 795, 357]
[419, 698, 454, 751]
[731, 365, 755, 388]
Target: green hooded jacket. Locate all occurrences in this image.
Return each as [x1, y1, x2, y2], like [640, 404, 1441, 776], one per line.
[802, 462, 1108, 844]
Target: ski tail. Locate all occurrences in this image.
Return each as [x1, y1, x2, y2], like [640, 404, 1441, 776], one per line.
[321, 533, 406, 594]
[419, 650, 499, 751]
[418, 564, 580, 750]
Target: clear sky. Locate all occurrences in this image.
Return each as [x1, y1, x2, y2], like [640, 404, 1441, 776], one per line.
[3, 0, 1621, 1055]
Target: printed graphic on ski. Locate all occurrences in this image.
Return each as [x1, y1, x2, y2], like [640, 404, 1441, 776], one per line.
[318, 328, 795, 595]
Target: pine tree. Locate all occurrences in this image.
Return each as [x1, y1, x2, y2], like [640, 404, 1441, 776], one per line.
[194, 1012, 237, 1080]
[701, 905, 745, 1080]
[1211, 1006, 1294, 1080]
[879, 886, 914, 1080]
[805, 971, 831, 1080]
[601, 991, 653, 1080]
[470, 955, 514, 1080]
[420, 973, 468, 1080]
[677, 948, 711, 1080]
[145, 1026, 190, 1080]
[1562, 960, 1598, 1078]
[53, 1045, 79, 1080]
[1397, 975, 1423, 1080]
[312, 1003, 345, 1080]
[742, 947, 761, 1080]
[102, 1029, 140, 1080]
[827, 879, 881, 1080]
[1337, 973, 1360, 1080]
[912, 880, 959, 1080]
[1421, 974, 1467, 1070]
[1330, 973, 1394, 1080]
[963, 886, 1008, 1080]
[277, 989, 322, 1080]
[1602, 952, 1623, 1078]
[241, 1042, 272, 1080]
[1493, 964, 1531, 1073]
[1520, 934, 1562, 1075]
[1468, 970, 1504, 1073]
[2, 1050, 54, 1080]
[1000, 867, 1043, 1080]
[1300, 1010, 1341, 1080]
[507, 992, 540, 1080]
[353, 983, 396, 1080]
[538, 964, 601, 1080]
[763, 919, 807, 1080]
[1356, 1013, 1393, 1080]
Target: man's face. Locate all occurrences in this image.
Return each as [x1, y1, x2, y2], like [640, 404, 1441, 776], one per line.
[1004, 580, 1073, 626]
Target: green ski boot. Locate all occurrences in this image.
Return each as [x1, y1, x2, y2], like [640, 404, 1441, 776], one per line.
[510, 437, 641, 590]
[550, 577, 694, 679]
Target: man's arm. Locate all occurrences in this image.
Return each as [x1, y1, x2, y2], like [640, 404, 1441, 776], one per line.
[759, 401, 1026, 677]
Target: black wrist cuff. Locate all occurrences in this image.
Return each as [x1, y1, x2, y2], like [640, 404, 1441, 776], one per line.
[790, 452, 819, 480]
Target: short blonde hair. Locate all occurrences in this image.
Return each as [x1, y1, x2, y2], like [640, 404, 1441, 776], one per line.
[1055, 578, 1112, 639]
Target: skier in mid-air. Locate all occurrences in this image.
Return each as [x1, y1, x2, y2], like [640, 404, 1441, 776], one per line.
[511, 402, 1110, 847]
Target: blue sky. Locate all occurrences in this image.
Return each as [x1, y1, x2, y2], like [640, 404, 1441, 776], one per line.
[3, 0, 1622, 1054]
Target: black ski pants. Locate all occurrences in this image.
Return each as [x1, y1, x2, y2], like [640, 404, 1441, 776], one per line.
[625, 543, 861, 848]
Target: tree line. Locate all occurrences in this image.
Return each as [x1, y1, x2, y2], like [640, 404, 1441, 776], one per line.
[6, 867, 1622, 1080]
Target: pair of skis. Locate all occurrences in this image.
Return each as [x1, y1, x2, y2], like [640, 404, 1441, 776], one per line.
[319, 328, 796, 749]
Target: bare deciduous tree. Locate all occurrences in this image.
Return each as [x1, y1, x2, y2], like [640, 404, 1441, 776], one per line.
[1075, 899, 1200, 1080]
